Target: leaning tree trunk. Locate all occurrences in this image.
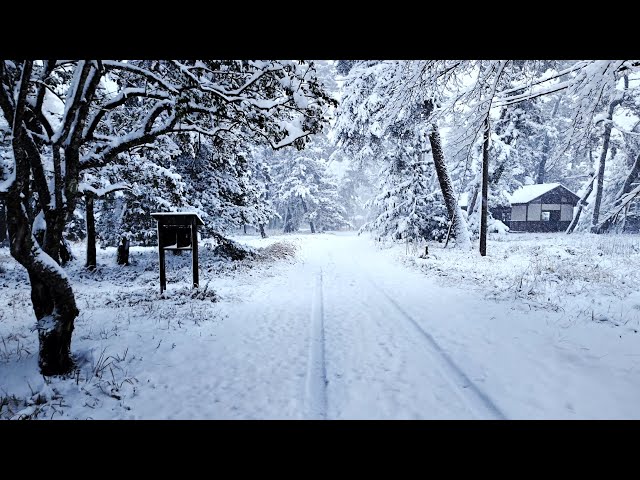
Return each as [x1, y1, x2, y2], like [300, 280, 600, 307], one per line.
[595, 151, 640, 233]
[479, 117, 490, 257]
[467, 182, 480, 217]
[619, 151, 640, 202]
[428, 123, 471, 249]
[591, 83, 626, 232]
[4, 67, 79, 375]
[591, 121, 614, 231]
[566, 174, 596, 234]
[85, 193, 96, 270]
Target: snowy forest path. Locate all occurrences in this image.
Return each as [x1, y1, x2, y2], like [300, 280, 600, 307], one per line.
[301, 233, 503, 419]
[304, 268, 328, 419]
[352, 263, 506, 419]
[119, 232, 640, 419]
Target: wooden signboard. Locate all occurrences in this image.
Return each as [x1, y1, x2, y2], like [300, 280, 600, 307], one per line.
[151, 212, 204, 293]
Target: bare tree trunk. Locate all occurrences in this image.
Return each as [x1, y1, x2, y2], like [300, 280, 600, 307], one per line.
[428, 123, 471, 249]
[85, 193, 96, 270]
[0, 200, 6, 245]
[591, 124, 614, 231]
[300, 198, 316, 233]
[259, 224, 267, 238]
[283, 205, 292, 233]
[566, 174, 596, 234]
[117, 236, 130, 265]
[591, 81, 626, 232]
[480, 117, 490, 256]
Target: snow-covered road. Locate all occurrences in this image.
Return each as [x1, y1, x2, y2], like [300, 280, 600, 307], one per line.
[126, 232, 640, 419]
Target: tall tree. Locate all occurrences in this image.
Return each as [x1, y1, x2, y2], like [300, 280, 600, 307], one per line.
[0, 59, 334, 374]
[591, 76, 628, 232]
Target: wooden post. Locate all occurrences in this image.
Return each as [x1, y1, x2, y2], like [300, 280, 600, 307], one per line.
[158, 224, 166, 293]
[191, 218, 199, 288]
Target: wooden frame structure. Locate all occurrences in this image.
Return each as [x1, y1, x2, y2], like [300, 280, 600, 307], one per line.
[151, 212, 204, 293]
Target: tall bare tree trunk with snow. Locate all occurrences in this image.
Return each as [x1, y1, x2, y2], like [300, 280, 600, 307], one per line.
[428, 123, 471, 249]
[479, 117, 490, 256]
[591, 78, 627, 232]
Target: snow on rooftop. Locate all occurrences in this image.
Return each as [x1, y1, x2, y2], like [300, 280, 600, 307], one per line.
[507, 183, 563, 204]
[151, 212, 205, 225]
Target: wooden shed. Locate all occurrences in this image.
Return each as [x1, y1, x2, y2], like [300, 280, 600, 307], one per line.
[506, 183, 580, 232]
[458, 183, 580, 232]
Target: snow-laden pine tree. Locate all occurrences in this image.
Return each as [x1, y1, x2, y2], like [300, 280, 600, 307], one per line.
[270, 144, 349, 233]
[335, 61, 472, 248]
[362, 142, 448, 242]
[0, 59, 334, 375]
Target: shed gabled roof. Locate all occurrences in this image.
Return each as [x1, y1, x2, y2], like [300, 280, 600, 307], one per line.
[151, 212, 205, 225]
[507, 183, 579, 205]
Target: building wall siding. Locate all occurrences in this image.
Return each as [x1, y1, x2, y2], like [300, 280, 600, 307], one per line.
[511, 205, 527, 221]
[527, 203, 541, 221]
[560, 204, 574, 221]
[541, 203, 561, 210]
[510, 220, 572, 232]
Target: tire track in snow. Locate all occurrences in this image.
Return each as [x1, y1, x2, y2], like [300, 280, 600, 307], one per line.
[356, 261, 506, 420]
[304, 268, 327, 419]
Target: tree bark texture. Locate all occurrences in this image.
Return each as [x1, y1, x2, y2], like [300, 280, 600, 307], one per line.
[117, 236, 130, 265]
[591, 84, 626, 232]
[566, 174, 596, 234]
[595, 151, 640, 233]
[480, 117, 490, 256]
[428, 123, 471, 249]
[3, 61, 79, 375]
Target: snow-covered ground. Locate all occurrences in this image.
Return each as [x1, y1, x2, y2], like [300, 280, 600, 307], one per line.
[1, 231, 639, 419]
